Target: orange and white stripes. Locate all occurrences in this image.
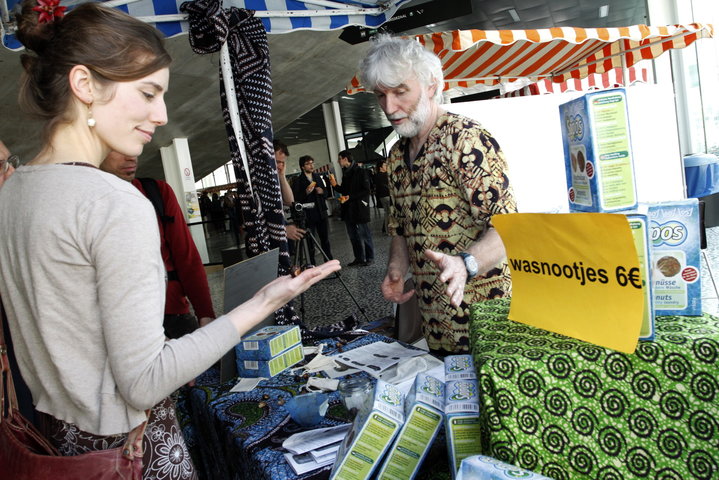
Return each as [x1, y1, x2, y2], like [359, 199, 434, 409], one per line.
[346, 23, 713, 94]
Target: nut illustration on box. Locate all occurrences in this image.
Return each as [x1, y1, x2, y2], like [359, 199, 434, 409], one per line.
[656, 255, 681, 277]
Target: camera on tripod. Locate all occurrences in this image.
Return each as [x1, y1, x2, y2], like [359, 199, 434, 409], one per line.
[290, 202, 307, 229]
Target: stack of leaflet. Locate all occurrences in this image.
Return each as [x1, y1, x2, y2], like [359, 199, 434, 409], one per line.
[235, 325, 304, 378]
[282, 424, 351, 475]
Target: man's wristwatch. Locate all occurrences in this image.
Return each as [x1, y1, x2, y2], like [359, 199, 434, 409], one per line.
[458, 252, 479, 280]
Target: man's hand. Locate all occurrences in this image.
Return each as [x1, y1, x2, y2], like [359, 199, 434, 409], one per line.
[381, 269, 415, 304]
[425, 249, 467, 308]
[286, 224, 306, 241]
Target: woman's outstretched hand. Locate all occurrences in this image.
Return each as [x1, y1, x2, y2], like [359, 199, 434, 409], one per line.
[227, 260, 341, 335]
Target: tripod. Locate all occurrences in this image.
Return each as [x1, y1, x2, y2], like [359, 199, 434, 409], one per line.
[291, 206, 369, 324]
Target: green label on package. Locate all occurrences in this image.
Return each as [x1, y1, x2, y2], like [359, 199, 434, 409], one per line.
[447, 415, 482, 475]
[378, 405, 443, 480]
[628, 216, 654, 339]
[333, 413, 400, 480]
[591, 93, 636, 209]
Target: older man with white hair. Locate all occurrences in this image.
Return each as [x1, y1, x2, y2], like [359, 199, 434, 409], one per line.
[359, 35, 518, 355]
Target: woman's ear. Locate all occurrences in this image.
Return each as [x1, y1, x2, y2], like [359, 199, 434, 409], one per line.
[68, 65, 95, 105]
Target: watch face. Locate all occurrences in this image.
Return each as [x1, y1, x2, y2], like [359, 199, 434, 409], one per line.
[465, 255, 479, 275]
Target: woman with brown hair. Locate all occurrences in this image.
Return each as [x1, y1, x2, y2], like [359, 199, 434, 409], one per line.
[0, 2, 339, 478]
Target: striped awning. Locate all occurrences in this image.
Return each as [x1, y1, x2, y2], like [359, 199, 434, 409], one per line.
[346, 23, 714, 94]
[498, 65, 650, 98]
[1, 0, 408, 50]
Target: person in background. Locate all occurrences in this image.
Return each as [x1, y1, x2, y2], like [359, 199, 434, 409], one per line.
[330, 150, 375, 266]
[0, 3, 340, 477]
[359, 34, 517, 355]
[100, 152, 216, 338]
[292, 155, 333, 264]
[375, 159, 391, 235]
[274, 139, 306, 242]
[0, 140, 16, 187]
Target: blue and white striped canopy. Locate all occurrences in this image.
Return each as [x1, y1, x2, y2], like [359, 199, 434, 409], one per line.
[1, 0, 408, 50]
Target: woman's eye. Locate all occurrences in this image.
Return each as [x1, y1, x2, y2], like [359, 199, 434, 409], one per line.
[143, 92, 155, 100]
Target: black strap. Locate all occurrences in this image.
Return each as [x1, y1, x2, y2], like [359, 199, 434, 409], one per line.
[138, 178, 174, 224]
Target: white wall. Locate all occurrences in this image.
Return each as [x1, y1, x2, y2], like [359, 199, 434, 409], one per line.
[445, 83, 684, 213]
[283, 138, 332, 175]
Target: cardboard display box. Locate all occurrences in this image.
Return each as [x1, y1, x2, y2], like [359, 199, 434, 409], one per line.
[330, 381, 406, 480]
[444, 354, 476, 381]
[444, 379, 482, 479]
[235, 325, 301, 361]
[236, 343, 304, 378]
[377, 373, 445, 480]
[647, 199, 702, 315]
[625, 212, 655, 340]
[560, 88, 638, 213]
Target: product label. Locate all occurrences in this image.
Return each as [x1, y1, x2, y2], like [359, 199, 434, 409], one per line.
[333, 413, 399, 480]
[628, 217, 654, 339]
[590, 93, 636, 210]
[378, 406, 442, 480]
[447, 415, 482, 476]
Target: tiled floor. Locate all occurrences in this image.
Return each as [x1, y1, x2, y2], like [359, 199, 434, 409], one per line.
[202, 210, 719, 325]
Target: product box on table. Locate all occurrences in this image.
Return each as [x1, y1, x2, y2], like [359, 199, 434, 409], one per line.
[330, 380, 405, 480]
[236, 343, 304, 378]
[646, 199, 702, 315]
[624, 212, 655, 340]
[560, 88, 638, 213]
[235, 325, 301, 361]
[444, 354, 476, 381]
[444, 379, 482, 479]
[456, 455, 552, 480]
[377, 373, 445, 480]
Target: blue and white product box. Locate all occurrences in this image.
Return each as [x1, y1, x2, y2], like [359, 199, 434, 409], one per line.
[330, 380, 406, 480]
[559, 88, 638, 213]
[236, 343, 304, 378]
[235, 325, 301, 361]
[647, 199, 702, 315]
[444, 380, 482, 479]
[444, 355, 476, 381]
[625, 212, 655, 340]
[456, 455, 552, 480]
[377, 374, 445, 480]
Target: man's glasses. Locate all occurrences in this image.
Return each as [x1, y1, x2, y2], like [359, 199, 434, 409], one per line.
[2, 154, 20, 174]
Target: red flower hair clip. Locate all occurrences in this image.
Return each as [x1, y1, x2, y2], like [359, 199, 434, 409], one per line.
[32, 0, 67, 24]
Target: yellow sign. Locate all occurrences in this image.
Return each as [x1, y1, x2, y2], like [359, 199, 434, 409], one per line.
[493, 213, 644, 353]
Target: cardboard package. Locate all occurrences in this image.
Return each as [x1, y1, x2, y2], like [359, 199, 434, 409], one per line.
[560, 88, 638, 213]
[625, 212, 655, 340]
[444, 354, 476, 381]
[377, 373, 445, 480]
[330, 381, 405, 480]
[646, 199, 702, 315]
[456, 455, 552, 480]
[444, 379, 482, 479]
[236, 343, 304, 378]
[235, 325, 301, 361]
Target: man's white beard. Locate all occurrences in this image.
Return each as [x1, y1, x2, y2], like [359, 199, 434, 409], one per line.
[390, 92, 432, 138]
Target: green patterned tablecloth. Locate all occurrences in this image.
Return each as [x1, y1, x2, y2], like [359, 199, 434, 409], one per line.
[469, 299, 718, 480]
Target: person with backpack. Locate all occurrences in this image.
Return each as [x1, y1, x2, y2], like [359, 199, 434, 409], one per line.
[101, 152, 216, 338]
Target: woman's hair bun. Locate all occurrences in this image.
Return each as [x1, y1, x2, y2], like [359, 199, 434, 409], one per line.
[14, 0, 61, 55]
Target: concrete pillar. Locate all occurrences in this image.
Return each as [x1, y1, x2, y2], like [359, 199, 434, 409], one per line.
[322, 100, 346, 182]
[160, 138, 210, 263]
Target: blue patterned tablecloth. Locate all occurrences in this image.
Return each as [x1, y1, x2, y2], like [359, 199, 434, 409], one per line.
[184, 332, 393, 480]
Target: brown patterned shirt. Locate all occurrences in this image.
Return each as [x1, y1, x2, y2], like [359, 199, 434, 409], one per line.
[387, 111, 517, 353]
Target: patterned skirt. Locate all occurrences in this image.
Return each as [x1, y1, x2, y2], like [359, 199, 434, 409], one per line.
[39, 397, 198, 480]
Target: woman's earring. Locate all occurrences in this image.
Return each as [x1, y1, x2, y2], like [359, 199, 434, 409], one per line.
[87, 106, 96, 128]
